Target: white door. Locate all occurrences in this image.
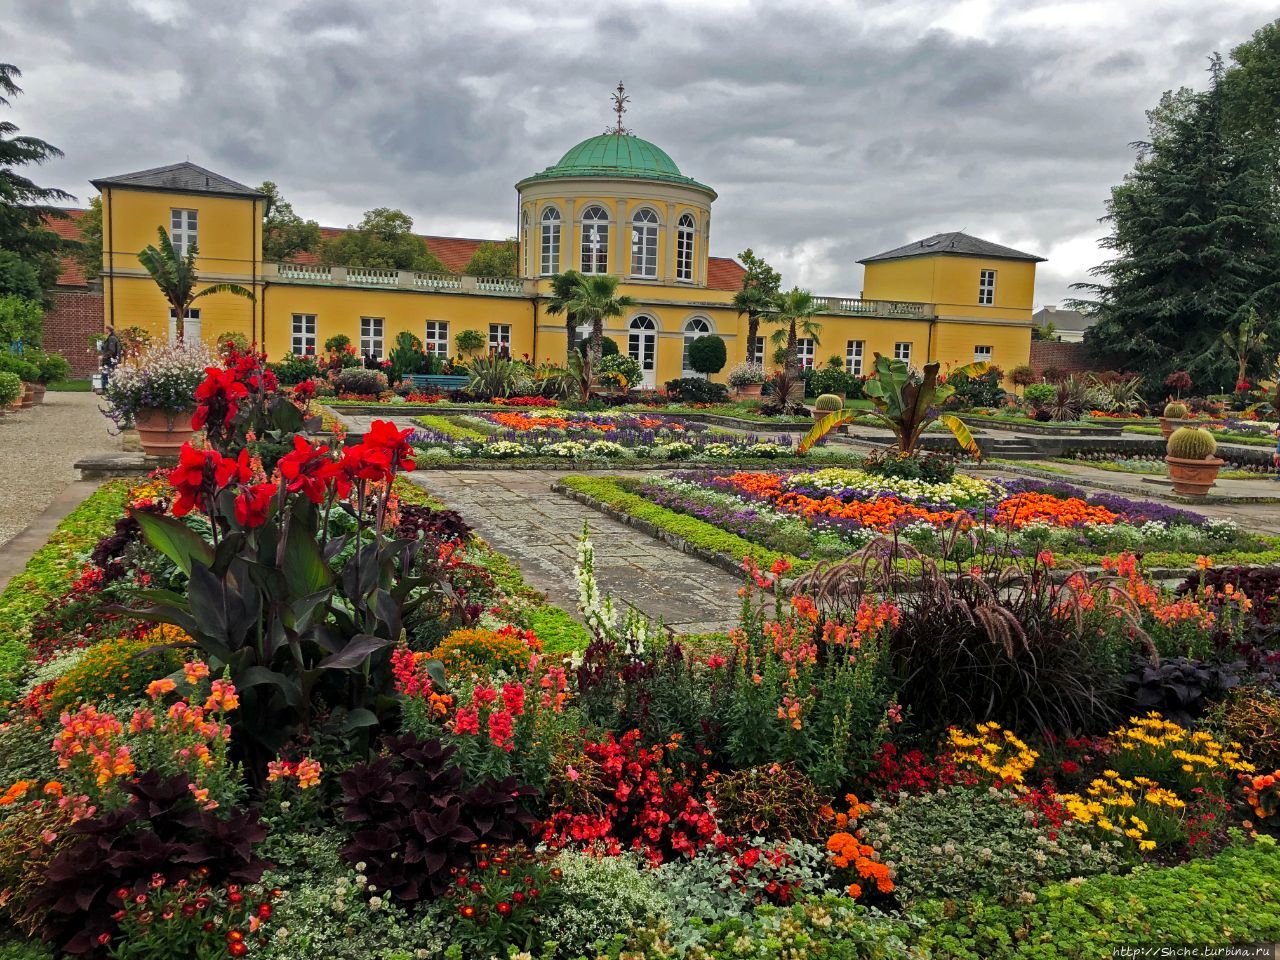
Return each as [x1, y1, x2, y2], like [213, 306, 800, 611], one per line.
[629, 317, 658, 389]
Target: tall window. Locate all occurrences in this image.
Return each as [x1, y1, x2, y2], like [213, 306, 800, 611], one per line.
[974, 345, 993, 364]
[424, 320, 449, 356]
[675, 213, 695, 282]
[748, 336, 765, 365]
[168, 307, 201, 343]
[540, 207, 561, 276]
[894, 341, 912, 362]
[489, 323, 512, 354]
[580, 205, 609, 274]
[360, 317, 384, 359]
[628, 315, 657, 380]
[291, 313, 316, 356]
[846, 339, 864, 375]
[630, 208, 659, 278]
[796, 338, 816, 370]
[682, 316, 712, 372]
[170, 208, 198, 257]
[978, 269, 997, 305]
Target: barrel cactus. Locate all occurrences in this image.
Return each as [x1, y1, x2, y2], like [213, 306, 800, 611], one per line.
[814, 393, 844, 412]
[1162, 401, 1189, 419]
[1167, 426, 1217, 460]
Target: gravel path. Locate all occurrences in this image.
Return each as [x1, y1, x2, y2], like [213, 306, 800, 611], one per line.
[0, 392, 119, 549]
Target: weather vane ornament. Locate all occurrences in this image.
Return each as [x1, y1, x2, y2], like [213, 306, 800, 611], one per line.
[608, 81, 631, 135]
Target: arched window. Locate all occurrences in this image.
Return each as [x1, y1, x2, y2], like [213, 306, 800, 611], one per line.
[676, 213, 695, 282]
[630, 207, 659, 278]
[580, 205, 610, 274]
[628, 315, 657, 383]
[682, 315, 713, 372]
[540, 207, 561, 276]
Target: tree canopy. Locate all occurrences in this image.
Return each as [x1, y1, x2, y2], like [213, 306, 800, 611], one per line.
[318, 207, 448, 273]
[260, 181, 321, 262]
[463, 239, 518, 277]
[72, 195, 102, 281]
[0, 63, 75, 294]
[1078, 31, 1280, 390]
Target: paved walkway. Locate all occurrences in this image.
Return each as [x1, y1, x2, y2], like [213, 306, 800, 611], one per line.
[406, 470, 743, 633]
[0, 392, 118, 550]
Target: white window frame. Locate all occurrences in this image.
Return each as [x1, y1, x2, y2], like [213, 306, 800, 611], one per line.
[628, 315, 657, 378]
[978, 269, 996, 306]
[893, 341, 912, 362]
[846, 339, 864, 375]
[489, 323, 512, 354]
[424, 320, 450, 356]
[360, 316, 384, 360]
[540, 207, 561, 276]
[682, 316, 713, 373]
[580, 205, 610, 275]
[973, 344, 993, 364]
[168, 307, 201, 344]
[675, 213, 695, 282]
[796, 337, 816, 371]
[291, 313, 316, 356]
[748, 335, 765, 365]
[170, 208, 198, 257]
[630, 208, 659, 279]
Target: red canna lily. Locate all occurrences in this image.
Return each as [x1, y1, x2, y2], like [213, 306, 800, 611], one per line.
[277, 436, 340, 504]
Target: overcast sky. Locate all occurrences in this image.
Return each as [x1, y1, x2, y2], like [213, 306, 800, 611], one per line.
[3, 0, 1276, 305]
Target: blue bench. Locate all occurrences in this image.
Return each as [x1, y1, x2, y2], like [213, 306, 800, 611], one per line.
[403, 374, 470, 391]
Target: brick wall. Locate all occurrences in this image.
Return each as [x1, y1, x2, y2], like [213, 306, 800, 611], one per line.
[1030, 340, 1095, 377]
[42, 285, 104, 376]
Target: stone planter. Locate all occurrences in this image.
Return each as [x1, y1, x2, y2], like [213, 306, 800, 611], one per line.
[1166, 455, 1223, 496]
[734, 383, 764, 399]
[19, 382, 35, 409]
[134, 408, 195, 457]
[32, 384, 46, 405]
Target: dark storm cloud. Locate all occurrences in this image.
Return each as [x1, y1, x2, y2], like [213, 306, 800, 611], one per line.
[3, 0, 1276, 303]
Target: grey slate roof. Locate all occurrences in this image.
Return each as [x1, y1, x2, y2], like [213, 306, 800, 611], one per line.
[1033, 306, 1094, 332]
[858, 231, 1045, 264]
[91, 162, 264, 198]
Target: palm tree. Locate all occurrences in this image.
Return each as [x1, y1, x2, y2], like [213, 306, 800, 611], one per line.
[768, 287, 822, 372]
[733, 284, 775, 364]
[543, 270, 585, 364]
[138, 227, 254, 342]
[562, 274, 637, 365]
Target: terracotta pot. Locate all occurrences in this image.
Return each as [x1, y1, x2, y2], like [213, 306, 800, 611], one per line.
[32, 384, 46, 405]
[1166, 455, 1223, 496]
[734, 383, 764, 399]
[1159, 417, 1174, 439]
[135, 408, 196, 457]
[19, 383, 34, 409]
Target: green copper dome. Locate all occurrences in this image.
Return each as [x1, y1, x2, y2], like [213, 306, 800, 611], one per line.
[518, 133, 713, 194]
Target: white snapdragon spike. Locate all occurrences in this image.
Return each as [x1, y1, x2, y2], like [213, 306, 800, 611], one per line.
[576, 523, 618, 636]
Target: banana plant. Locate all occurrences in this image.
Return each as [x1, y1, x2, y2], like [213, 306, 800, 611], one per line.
[798, 355, 986, 457]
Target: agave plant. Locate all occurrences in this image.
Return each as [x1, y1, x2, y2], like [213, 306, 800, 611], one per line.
[798, 354, 983, 457]
[466, 354, 518, 399]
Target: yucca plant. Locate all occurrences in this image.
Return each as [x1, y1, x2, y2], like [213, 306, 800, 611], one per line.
[138, 227, 254, 342]
[798, 355, 983, 457]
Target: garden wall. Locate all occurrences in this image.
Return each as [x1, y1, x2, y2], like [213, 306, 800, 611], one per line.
[42, 283, 103, 376]
[1030, 340, 1095, 377]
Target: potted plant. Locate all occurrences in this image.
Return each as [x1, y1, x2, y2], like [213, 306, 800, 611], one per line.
[727, 360, 766, 398]
[103, 340, 212, 456]
[32, 350, 71, 404]
[0, 355, 40, 408]
[1160, 401, 1189, 439]
[1166, 426, 1222, 496]
[0, 371, 20, 416]
[812, 392, 844, 419]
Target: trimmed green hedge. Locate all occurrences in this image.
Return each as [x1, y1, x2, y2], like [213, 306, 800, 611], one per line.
[917, 837, 1280, 959]
[558, 475, 805, 573]
[1125, 423, 1273, 447]
[0, 481, 129, 701]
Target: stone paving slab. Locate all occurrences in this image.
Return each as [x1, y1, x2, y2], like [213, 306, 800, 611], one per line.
[406, 469, 742, 633]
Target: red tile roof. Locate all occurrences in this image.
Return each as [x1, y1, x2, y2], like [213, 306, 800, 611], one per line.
[293, 226, 745, 290]
[43, 208, 89, 287]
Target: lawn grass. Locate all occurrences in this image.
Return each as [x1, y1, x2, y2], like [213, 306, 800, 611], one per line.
[46, 379, 92, 392]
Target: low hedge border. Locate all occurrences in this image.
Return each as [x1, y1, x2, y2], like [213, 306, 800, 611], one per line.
[554, 475, 1280, 581]
[1125, 422, 1274, 447]
[916, 836, 1280, 959]
[0, 480, 130, 701]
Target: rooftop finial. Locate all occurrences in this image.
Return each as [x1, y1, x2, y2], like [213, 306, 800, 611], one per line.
[608, 81, 631, 135]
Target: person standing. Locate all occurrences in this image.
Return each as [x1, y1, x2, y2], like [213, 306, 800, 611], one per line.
[100, 325, 121, 390]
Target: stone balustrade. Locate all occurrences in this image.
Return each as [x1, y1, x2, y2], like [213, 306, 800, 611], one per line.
[264, 262, 534, 296]
[811, 296, 933, 318]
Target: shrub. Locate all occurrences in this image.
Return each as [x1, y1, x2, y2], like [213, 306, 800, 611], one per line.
[338, 734, 535, 902]
[1009, 364, 1037, 387]
[0, 371, 20, 407]
[1023, 382, 1055, 408]
[917, 837, 1280, 960]
[948, 366, 1006, 407]
[332, 367, 388, 396]
[710, 763, 827, 841]
[860, 787, 1122, 906]
[541, 851, 674, 958]
[663, 377, 729, 404]
[1164, 369, 1193, 395]
[577, 336, 620, 358]
[1167, 426, 1216, 460]
[807, 365, 863, 399]
[0, 295, 42, 349]
[598, 352, 643, 390]
[0, 355, 39, 383]
[268, 353, 320, 385]
[387, 331, 427, 382]
[860, 448, 956, 483]
[688, 335, 727, 376]
[47, 632, 186, 712]
[394, 503, 471, 546]
[454, 328, 485, 354]
[32, 352, 70, 385]
[29, 771, 268, 957]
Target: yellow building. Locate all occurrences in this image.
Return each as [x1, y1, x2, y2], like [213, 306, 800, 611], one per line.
[91, 131, 1041, 385]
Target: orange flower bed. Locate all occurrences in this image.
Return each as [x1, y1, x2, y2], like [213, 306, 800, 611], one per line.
[993, 492, 1118, 529]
